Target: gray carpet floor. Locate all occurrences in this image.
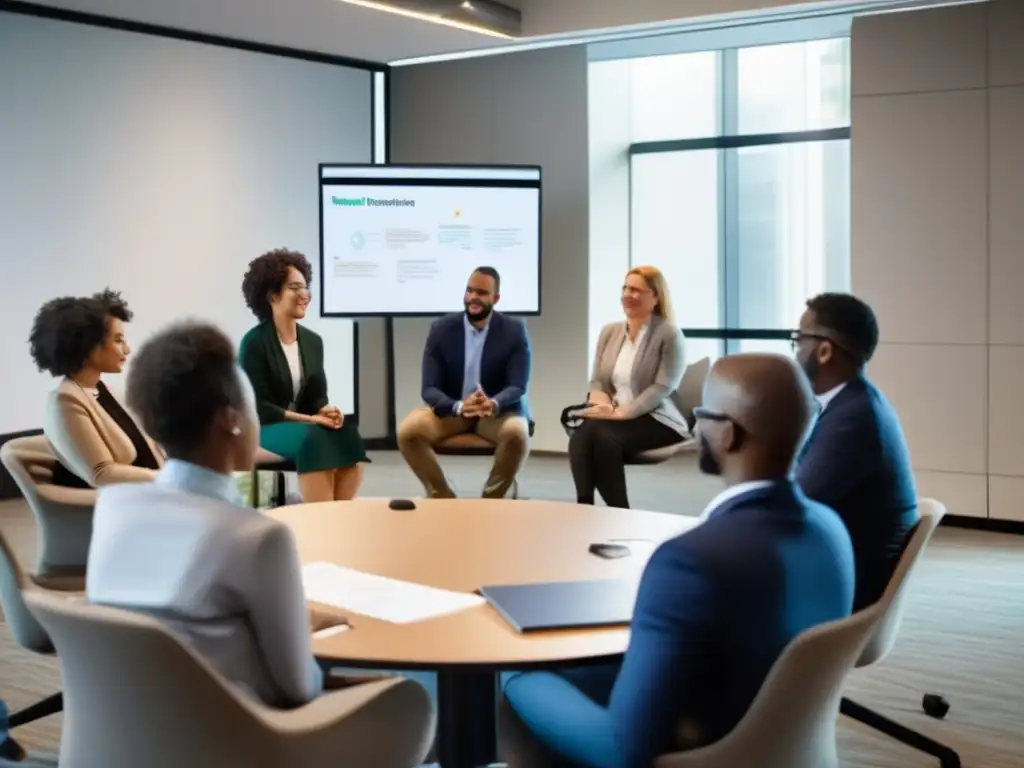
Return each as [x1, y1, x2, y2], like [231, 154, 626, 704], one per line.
[2, 451, 1022, 766]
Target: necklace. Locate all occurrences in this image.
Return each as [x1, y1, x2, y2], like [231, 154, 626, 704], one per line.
[70, 378, 100, 398]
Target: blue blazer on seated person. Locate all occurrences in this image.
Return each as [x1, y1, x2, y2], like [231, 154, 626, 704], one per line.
[421, 311, 531, 418]
[795, 374, 919, 610]
[504, 480, 855, 768]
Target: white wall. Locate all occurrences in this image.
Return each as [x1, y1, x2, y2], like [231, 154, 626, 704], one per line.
[586, 60, 632, 372]
[851, 0, 1024, 521]
[0, 11, 373, 434]
[388, 46, 590, 452]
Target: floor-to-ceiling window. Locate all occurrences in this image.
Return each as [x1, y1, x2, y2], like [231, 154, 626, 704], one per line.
[628, 36, 851, 361]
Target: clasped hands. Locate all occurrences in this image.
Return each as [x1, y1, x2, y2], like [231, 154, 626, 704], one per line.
[461, 387, 497, 419]
[577, 402, 624, 420]
[311, 404, 343, 430]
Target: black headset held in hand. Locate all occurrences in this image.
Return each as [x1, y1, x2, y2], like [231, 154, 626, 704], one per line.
[560, 400, 590, 437]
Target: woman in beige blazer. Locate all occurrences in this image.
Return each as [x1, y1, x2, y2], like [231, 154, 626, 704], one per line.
[30, 290, 162, 488]
[570, 265, 688, 508]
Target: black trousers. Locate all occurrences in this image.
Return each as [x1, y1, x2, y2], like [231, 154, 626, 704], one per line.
[568, 414, 682, 509]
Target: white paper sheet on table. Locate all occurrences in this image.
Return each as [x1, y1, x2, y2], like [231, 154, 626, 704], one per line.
[312, 624, 351, 639]
[301, 562, 485, 624]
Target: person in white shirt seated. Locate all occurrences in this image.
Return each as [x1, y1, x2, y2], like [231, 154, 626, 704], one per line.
[569, 266, 688, 509]
[86, 321, 350, 708]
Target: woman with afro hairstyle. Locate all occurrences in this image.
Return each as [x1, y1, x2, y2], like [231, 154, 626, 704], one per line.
[239, 249, 367, 502]
[32, 289, 163, 488]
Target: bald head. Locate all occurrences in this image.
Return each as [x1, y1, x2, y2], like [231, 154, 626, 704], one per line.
[701, 353, 816, 468]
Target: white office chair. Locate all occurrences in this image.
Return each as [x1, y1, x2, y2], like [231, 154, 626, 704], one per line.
[498, 603, 884, 768]
[0, 436, 95, 589]
[627, 357, 710, 465]
[25, 591, 435, 768]
[0, 529, 60, 767]
[499, 503, 950, 768]
[658, 500, 951, 767]
[839, 499, 960, 768]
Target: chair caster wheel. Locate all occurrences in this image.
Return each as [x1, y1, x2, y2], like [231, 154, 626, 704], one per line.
[923, 693, 950, 719]
[0, 737, 27, 762]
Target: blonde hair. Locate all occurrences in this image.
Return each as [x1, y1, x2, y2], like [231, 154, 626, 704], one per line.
[627, 265, 675, 324]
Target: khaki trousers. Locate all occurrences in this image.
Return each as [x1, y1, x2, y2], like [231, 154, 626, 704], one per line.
[396, 407, 530, 498]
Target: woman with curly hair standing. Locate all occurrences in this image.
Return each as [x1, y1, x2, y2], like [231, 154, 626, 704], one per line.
[31, 289, 163, 488]
[239, 249, 367, 502]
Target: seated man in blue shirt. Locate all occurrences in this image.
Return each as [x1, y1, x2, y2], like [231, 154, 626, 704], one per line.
[792, 292, 919, 610]
[397, 267, 531, 499]
[500, 353, 855, 768]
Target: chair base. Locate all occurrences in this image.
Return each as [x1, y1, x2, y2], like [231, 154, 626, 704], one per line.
[0, 751, 57, 768]
[251, 464, 292, 508]
[8, 693, 62, 729]
[623, 455, 666, 466]
[434, 446, 500, 457]
[436, 669, 499, 768]
[433, 420, 535, 500]
[426, 481, 521, 500]
[840, 697, 961, 768]
[922, 692, 951, 719]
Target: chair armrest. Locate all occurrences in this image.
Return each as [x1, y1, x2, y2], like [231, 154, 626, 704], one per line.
[30, 573, 85, 592]
[34, 485, 97, 508]
[260, 676, 435, 767]
[254, 448, 287, 465]
[15, 450, 56, 465]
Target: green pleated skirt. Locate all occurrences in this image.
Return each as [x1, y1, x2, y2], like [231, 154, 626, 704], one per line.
[259, 422, 369, 473]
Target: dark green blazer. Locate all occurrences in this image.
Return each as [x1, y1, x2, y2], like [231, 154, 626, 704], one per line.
[239, 322, 329, 425]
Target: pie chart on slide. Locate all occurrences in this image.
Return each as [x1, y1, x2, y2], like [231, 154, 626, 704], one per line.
[350, 231, 365, 250]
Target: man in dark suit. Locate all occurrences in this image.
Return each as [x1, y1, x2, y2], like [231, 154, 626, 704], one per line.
[793, 292, 919, 610]
[397, 267, 531, 498]
[499, 354, 855, 768]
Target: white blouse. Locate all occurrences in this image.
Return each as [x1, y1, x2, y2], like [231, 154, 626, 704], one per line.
[279, 340, 302, 407]
[611, 325, 648, 407]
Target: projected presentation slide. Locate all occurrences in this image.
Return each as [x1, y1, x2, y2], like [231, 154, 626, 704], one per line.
[319, 165, 541, 316]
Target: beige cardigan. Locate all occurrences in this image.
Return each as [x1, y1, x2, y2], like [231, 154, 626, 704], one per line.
[43, 378, 163, 488]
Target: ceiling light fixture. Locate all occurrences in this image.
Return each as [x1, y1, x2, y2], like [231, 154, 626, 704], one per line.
[388, 0, 979, 66]
[339, 0, 520, 39]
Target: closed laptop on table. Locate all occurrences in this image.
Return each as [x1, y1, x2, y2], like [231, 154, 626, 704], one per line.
[479, 579, 637, 633]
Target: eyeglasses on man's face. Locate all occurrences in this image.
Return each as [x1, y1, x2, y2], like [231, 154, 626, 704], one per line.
[693, 407, 732, 423]
[789, 331, 832, 352]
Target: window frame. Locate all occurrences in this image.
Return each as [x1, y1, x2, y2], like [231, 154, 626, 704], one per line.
[627, 42, 851, 353]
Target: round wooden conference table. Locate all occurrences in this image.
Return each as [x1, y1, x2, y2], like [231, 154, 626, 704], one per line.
[269, 498, 696, 768]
